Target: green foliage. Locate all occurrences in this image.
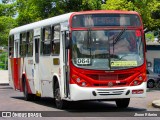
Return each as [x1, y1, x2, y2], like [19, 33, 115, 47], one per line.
[0, 1, 17, 46]
[0, 1, 16, 17]
[145, 32, 155, 42]
[2, 0, 15, 4]
[0, 52, 8, 70]
[1, 0, 160, 46]
[16, 0, 102, 26]
[16, 0, 56, 25]
[0, 16, 17, 45]
[81, 0, 102, 10]
[101, 0, 160, 32]
[102, 0, 134, 10]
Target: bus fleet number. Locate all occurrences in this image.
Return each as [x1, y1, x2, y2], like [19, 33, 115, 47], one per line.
[76, 58, 91, 65]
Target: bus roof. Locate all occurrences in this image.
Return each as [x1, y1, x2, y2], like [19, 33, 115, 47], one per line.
[9, 12, 73, 35]
[72, 10, 140, 15]
[9, 10, 141, 35]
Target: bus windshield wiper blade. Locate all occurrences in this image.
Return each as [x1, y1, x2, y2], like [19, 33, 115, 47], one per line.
[113, 28, 126, 44]
[112, 28, 126, 53]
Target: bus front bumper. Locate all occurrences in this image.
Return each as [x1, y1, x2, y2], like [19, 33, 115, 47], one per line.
[69, 82, 146, 101]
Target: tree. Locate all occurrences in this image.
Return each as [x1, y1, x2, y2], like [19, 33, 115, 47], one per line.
[16, 0, 103, 26]
[0, 16, 17, 45]
[5, 0, 160, 38]
[0, 0, 16, 17]
[0, 51, 8, 70]
[0, 1, 17, 46]
[101, 0, 160, 32]
[81, 0, 102, 11]
[102, 0, 135, 10]
[16, 0, 69, 25]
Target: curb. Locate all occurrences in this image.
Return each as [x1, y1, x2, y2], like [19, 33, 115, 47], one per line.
[152, 100, 160, 108]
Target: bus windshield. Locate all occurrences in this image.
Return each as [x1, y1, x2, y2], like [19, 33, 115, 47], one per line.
[71, 30, 144, 70]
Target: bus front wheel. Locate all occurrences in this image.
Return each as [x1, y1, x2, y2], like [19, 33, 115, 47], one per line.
[54, 82, 67, 109]
[115, 98, 130, 108]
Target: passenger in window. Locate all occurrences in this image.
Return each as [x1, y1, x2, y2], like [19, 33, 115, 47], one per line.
[9, 49, 14, 58]
[9, 52, 12, 58]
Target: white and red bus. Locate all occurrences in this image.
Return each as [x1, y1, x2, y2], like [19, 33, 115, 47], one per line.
[8, 10, 147, 109]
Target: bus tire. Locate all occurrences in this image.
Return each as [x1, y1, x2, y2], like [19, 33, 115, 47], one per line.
[23, 77, 34, 101]
[115, 98, 130, 108]
[147, 80, 155, 88]
[54, 81, 67, 109]
[34, 95, 41, 101]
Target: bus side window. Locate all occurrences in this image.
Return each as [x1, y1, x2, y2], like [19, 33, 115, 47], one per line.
[27, 31, 33, 57]
[41, 27, 51, 55]
[20, 33, 27, 57]
[52, 25, 60, 55]
[9, 35, 14, 58]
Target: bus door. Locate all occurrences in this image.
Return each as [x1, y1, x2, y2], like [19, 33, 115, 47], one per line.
[62, 30, 70, 98]
[13, 33, 21, 90]
[33, 28, 41, 95]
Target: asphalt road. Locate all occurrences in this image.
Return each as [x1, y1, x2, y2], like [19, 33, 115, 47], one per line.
[0, 85, 160, 120]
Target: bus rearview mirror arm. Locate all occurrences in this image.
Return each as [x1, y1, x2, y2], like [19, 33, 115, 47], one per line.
[65, 38, 70, 49]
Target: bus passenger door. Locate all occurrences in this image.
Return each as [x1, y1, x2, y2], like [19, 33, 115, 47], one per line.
[13, 34, 21, 90]
[33, 28, 41, 95]
[62, 31, 70, 98]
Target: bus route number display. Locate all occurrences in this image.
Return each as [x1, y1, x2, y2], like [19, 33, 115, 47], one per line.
[72, 14, 140, 27]
[92, 16, 130, 26]
[76, 58, 91, 65]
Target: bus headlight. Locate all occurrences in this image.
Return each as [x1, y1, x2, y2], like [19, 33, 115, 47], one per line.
[82, 82, 86, 87]
[130, 79, 142, 86]
[71, 74, 91, 87]
[133, 80, 138, 86]
[76, 78, 81, 83]
[130, 73, 146, 86]
[138, 76, 143, 81]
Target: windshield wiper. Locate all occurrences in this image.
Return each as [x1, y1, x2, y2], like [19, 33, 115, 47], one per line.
[112, 28, 126, 53]
[113, 28, 126, 44]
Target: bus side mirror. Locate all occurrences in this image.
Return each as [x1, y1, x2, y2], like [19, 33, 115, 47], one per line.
[65, 32, 70, 49]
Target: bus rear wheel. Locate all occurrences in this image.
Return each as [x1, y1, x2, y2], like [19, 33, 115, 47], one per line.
[115, 98, 130, 108]
[23, 78, 34, 101]
[54, 82, 67, 109]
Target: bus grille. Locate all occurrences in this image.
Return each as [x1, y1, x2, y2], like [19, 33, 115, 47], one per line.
[96, 89, 125, 96]
[87, 73, 132, 80]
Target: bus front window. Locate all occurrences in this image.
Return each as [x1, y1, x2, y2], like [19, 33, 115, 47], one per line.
[72, 30, 144, 70]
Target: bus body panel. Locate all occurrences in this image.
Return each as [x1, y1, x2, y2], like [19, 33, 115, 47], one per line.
[8, 58, 14, 89]
[39, 56, 54, 97]
[9, 58, 21, 90]
[69, 82, 146, 101]
[23, 57, 35, 94]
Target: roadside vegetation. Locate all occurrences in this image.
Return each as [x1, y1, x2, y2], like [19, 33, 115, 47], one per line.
[0, 50, 8, 70]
